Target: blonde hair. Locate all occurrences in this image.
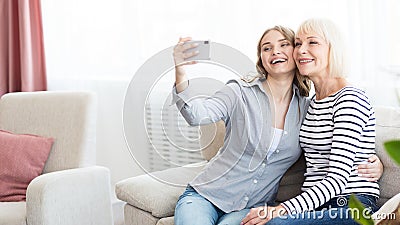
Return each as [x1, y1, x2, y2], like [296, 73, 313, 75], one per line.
[254, 26, 311, 97]
[297, 18, 347, 77]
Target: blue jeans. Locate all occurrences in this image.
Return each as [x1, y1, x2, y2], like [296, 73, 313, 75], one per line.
[267, 194, 379, 225]
[174, 185, 250, 225]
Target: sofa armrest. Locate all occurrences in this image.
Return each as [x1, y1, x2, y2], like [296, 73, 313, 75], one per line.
[26, 166, 113, 225]
[373, 193, 400, 224]
[116, 164, 204, 218]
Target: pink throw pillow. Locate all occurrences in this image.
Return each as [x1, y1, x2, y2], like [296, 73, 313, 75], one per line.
[0, 130, 54, 202]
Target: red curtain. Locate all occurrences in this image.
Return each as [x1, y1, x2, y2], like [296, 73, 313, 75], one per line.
[0, 0, 47, 97]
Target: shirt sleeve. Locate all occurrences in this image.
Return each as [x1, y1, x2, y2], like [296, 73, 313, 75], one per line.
[170, 80, 241, 126]
[282, 91, 373, 213]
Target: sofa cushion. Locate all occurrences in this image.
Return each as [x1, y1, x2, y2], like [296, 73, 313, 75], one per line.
[124, 204, 160, 225]
[374, 106, 400, 207]
[0, 130, 54, 202]
[116, 164, 205, 218]
[0, 202, 27, 225]
[156, 216, 174, 225]
[200, 121, 225, 161]
[276, 154, 306, 202]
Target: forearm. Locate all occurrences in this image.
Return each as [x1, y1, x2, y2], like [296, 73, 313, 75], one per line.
[281, 175, 348, 213]
[173, 82, 239, 126]
[175, 66, 188, 93]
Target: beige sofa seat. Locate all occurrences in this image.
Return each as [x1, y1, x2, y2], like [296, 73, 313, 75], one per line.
[0, 202, 26, 225]
[374, 107, 400, 206]
[0, 91, 113, 225]
[116, 106, 400, 225]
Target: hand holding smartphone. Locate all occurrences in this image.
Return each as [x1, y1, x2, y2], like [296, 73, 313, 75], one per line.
[173, 37, 209, 93]
[182, 40, 211, 62]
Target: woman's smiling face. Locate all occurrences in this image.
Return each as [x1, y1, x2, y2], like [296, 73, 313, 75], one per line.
[260, 30, 296, 76]
[293, 32, 330, 78]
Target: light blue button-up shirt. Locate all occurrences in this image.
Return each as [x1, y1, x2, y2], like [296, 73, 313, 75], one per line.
[172, 78, 309, 213]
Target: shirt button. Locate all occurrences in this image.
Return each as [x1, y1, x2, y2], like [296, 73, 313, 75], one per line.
[276, 150, 280, 153]
[253, 179, 258, 184]
[244, 196, 249, 201]
[284, 131, 288, 135]
[262, 163, 266, 167]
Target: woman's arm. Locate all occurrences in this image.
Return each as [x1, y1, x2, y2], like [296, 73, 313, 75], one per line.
[172, 37, 240, 126]
[173, 83, 240, 126]
[173, 37, 197, 93]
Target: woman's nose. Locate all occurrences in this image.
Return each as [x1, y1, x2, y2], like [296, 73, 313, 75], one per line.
[298, 44, 307, 54]
[272, 47, 281, 55]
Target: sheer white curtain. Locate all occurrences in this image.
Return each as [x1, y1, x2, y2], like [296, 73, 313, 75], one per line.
[347, 0, 400, 106]
[41, 0, 354, 80]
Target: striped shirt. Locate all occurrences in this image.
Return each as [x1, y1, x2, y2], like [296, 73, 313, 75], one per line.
[282, 86, 380, 213]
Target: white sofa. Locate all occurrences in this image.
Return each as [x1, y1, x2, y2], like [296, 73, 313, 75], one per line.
[116, 106, 400, 225]
[0, 91, 114, 225]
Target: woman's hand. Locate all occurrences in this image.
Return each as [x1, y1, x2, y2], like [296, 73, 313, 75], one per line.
[357, 155, 384, 182]
[241, 205, 287, 225]
[240, 206, 270, 225]
[173, 37, 199, 93]
[173, 37, 199, 67]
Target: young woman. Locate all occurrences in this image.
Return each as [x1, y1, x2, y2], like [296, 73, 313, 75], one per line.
[173, 24, 381, 225]
[242, 18, 381, 225]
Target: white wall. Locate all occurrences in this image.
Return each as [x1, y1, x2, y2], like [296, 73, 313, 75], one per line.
[41, 0, 400, 208]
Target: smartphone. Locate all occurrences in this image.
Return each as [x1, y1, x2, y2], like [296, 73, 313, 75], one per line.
[183, 40, 211, 61]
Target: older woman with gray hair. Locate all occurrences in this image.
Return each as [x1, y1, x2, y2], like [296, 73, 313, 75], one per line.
[242, 18, 380, 225]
